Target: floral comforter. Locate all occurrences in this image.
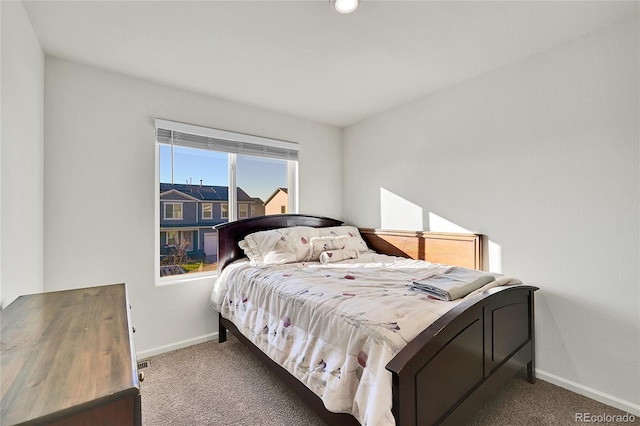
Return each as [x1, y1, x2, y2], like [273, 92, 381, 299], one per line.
[211, 253, 497, 425]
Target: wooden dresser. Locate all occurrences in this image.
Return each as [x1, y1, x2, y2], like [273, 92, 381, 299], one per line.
[1, 284, 141, 425]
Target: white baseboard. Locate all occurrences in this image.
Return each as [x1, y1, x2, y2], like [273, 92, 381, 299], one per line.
[136, 332, 218, 359]
[536, 369, 640, 416]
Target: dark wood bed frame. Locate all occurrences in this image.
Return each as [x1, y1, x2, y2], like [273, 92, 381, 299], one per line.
[215, 214, 537, 426]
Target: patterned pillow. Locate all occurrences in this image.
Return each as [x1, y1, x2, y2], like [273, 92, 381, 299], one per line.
[237, 225, 370, 266]
[238, 226, 318, 266]
[319, 248, 359, 264]
[308, 235, 348, 261]
[317, 226, 370, 253]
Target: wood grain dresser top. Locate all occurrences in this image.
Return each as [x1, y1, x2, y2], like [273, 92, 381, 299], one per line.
[1, 284, 139, 425]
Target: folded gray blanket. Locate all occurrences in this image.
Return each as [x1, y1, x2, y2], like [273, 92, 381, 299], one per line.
[410, 267, 496, 301]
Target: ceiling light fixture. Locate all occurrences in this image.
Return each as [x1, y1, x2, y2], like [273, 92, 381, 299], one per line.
[332, 0, 359, 14]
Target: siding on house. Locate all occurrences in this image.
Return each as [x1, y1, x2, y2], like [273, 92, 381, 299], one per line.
[159, 183, 265, 257]
[264, 188, 288, 215]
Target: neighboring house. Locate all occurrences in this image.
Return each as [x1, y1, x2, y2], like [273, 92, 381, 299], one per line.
[264, 188, 288, 215]
[250, 197, 266, 217]
[160, 183, 263, 260]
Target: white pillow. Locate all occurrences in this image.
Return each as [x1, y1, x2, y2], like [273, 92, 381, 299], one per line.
[238, 226, 318, 266]
[318, 226, 370, 253]
[319, 248, 359, 264]
[237, 225, 370, 266]
[308, 235, 348, 261]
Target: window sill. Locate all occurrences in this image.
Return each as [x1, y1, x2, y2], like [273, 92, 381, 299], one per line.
[155, 271, 218, 287]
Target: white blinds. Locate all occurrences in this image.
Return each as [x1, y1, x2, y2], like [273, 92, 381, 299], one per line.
[155, 119, 299, 161]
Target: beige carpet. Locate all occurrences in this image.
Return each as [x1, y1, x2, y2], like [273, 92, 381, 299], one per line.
[141, 337, 637, 426]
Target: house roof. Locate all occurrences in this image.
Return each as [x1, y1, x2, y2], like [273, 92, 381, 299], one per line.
[160, 183, 255, 202]
[159, 189, 201, 202]
[263, 187, 288, 205]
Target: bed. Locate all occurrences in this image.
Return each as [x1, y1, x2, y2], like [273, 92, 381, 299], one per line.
[212, 214, 537, 425]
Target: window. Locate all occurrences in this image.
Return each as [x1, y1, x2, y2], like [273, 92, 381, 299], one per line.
[202, 203, 212, 219]
[239, 204, 248, 218]
[237, 155, 289, 219]
[166, 230, 179, 246]
[164, 230, 194, 250]
[164, 203, 183, 220]
[156, 119, 299, 280]
[281, 205, 286, 213]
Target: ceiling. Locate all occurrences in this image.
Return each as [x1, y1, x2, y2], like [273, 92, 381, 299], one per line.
[23, 1, 639, 128]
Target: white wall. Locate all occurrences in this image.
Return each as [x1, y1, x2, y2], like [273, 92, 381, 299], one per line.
[43, 57, 343, 354]
[10, 0, 638, 413]
[0, 1, 45, 308]
[344, 17, 639, 414]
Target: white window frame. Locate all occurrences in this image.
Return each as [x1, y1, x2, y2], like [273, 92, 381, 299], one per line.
[164, 202, 183, 220]
[155, 119, 299, 285]
[221, 203, 229, 219]
[202, 203, 213, 220]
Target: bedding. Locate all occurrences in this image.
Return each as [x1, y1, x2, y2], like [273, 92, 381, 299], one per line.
[309, 235, 348, 260]
[410, 267, 497, 301]
[319, 248, 359, 264]
[211, 253, 518, 425]
[237, 225, 370, 266]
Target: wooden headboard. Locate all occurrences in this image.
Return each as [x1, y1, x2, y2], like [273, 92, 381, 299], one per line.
[215, 215, 483, 272]
[359, 228, 483, 270]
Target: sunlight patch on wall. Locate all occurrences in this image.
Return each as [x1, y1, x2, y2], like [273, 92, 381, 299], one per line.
[487, 241, 502, 273]
[428, 212, 503, 273]
[380, 188, 423, 230]
[428, 212, 471, 233]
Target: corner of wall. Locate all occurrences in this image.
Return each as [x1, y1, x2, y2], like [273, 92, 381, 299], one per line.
[1, 0, 46, 307]
[0, 0, 4, 307]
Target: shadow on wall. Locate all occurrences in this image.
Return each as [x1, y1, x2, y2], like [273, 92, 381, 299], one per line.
[380, 187, 502, 273]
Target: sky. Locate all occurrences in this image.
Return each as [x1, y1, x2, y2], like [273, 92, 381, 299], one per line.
[159, 145, 287, 201]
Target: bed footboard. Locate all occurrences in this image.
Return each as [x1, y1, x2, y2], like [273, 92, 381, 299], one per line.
[386, 285, 537, 426]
